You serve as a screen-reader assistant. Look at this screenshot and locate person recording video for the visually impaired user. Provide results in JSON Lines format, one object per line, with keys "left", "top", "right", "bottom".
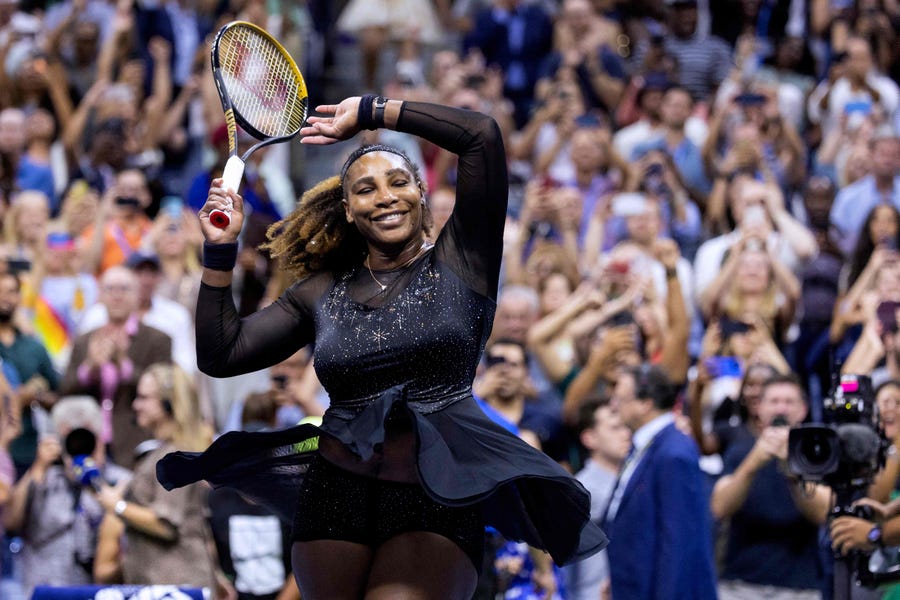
{"left": 710, "top": 374, "right": 831, "bottom": 599}
{"left": 3, "top": 395, "right": 130, "bottom": 597}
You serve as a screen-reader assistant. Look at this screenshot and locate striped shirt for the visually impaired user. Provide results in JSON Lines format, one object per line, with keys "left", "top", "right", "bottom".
{"left": 632, "top": 34, "right": 734, "bottom": 101}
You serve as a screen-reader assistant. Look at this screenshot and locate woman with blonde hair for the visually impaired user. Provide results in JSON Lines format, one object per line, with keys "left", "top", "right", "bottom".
{"left": 3, "top": 190, "right": 50, "bottom": 262}
{"left": 145, "top": 206, "right": 203, "bottom": 319}
{"left": 700, "top": 240, "right": 800, "bottom": 343}
{"left": 94, "top": 362, "right": 216, "bottom": 588}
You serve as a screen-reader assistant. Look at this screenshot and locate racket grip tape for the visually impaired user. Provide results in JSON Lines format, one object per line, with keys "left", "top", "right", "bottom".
{"left": 212, "top": 156, "right": 246, "bottom": 229}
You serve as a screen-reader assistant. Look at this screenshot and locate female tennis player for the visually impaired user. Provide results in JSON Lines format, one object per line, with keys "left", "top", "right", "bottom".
{"left": 158, "top": 95, "right": 606, "bottom": 599}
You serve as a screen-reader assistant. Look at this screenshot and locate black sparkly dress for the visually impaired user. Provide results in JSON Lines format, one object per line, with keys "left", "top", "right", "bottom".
{"left": 157, "top": 102, "right": 608, "bottom": 566}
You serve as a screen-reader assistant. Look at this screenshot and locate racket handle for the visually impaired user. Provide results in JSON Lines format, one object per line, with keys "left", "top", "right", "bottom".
{"left": 222, "top": 155, "right": 245, "bottom": 195}
{"left": 212, "top": 156, "right": 246, "bottom": 229}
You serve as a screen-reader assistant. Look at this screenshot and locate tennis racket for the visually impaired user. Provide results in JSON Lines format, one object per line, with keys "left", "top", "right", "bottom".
{"left": 209, "top": 21, "right": 308, "bottom": 229}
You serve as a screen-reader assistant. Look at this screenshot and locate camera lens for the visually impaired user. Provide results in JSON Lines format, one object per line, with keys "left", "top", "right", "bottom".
{"left": 798, "top": 432, "right": 833, "bottom": 467}
{"left": 65, "top": 427, "right": 97, "bottom": 457}
{"left": 788, "top": 425, "right": 840, "bottom": 480}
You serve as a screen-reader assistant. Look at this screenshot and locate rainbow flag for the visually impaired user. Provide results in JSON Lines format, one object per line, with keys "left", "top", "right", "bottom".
{"left": 21, "top": 279, "right": 71, "bottom": 364}
{"left": 32, "top": 295, "right": 69, "bottom": 361}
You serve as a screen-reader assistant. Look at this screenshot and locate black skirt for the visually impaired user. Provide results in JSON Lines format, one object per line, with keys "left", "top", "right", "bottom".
{"left": 156, "top": 385, "right": 607, "bottom": 566}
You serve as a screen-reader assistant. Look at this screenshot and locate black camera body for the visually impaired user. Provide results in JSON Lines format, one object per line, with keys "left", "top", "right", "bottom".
{"left": 789, "top": 376, "right": 900, "bottom": 594}
{"left": 787, "top": 374, "right": 887, "bottom": 491}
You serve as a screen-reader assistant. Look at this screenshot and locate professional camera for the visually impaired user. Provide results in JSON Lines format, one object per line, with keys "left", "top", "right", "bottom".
{"left": 65, "top": 427, "right": 102, "bottom": 491}
{"left": 788, "top": 374, "right": 898, "bottom": 595}
{"left": 787, "top": 374, "right": 887, "bottom": 491}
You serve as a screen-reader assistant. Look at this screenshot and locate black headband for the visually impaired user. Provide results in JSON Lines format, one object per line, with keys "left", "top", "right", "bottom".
{"left": 340, "top": 144, "right": 415, "bottom": 187}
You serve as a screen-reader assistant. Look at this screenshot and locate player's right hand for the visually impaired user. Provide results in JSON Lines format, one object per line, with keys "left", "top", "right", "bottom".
{"left": 199, "top": 178, "right": 245, "bottom": 243}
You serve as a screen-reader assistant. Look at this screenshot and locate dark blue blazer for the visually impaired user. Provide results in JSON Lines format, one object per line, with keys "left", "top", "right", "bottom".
{"left": 462, "top": 5, "right": 553, "bottom": 94}
{"left": 603, "top": 423, "right": 718, "bottom": 600}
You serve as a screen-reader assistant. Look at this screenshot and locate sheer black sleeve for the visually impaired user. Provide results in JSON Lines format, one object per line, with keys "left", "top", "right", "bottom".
{"left": 195, "top": 273, "right": 328, "bottom": 377}
{"left": 395, "top": 103, "right": 508, "bottom": 300}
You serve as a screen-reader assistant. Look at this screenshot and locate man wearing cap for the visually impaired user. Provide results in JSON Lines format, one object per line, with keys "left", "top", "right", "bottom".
{"left": 78, "top": 251, "right": 196, "bottom": 377}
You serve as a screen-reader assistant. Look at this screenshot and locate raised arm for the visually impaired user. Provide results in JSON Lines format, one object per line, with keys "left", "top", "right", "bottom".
{"left": 394, "top": 102, "right": 508, "bottom": 299}
{"left": 302, "top": 97, "right": 508, "bottom": 299}
{"left": 196, "top": 179, "right": 315, "bottom": 378}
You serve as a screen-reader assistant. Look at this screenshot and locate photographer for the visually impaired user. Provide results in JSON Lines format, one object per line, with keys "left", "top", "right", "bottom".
{"left": 839, "top": 263, "right": 900, "bottom": 381}
{"left": 78, "top": 168, "right": 153, "bottom": 276}
{"left": 863, "top": 380, "right": 900, "bottom": 504}
{"left": 473, "top": 340, "right": 560, "bottom": 598}
{"left": 503, "top": 179, "right": 581, "bottom": 286}
{"left": 831, "top": 204, "right": 900, "bottom": 345}
{"left": 474, "top": 339, "right": 541, "bottom": 450}
{"left": 629, "top": 149, "right": 703, "bottom": 260}
{"left": 698, "top": 239, "right": 800, "bottom": 344}
{"left": 711, "top": 374, "right": 831, "bottom": 599}
{"left": 694, "top": 177, "right": 817, "bottom": 303}
{"left": 3, "top": 395, "right": 130, "bottom": 597}
{"left": 223, "top": 349, "right": 325, "bottom": 433}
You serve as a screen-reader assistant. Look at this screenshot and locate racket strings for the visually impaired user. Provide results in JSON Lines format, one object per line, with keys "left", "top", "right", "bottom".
{"left": 218, "top": 26, "right": 306, "bottom": 137}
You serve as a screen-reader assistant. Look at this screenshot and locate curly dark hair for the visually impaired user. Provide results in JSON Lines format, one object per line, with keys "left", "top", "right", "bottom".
{"left": 262, "top": 145, "right": 433, "bottom": 279}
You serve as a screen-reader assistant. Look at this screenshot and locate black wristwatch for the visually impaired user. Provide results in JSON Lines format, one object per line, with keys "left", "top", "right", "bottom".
{"left": 868, "top": 524, "right": 884, "bottom": 548}
{"left": 373, "top": 97, "right": 388, "bottom": 128}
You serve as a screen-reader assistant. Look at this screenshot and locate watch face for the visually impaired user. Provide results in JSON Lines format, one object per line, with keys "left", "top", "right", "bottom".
{"left": 868, "top": 526, "right": 882, "bottom": 543}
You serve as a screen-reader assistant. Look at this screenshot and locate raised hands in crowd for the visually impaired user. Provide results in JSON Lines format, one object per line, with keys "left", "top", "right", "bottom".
{"left": 0, "top": 0, "right": 894, "bottom": 598}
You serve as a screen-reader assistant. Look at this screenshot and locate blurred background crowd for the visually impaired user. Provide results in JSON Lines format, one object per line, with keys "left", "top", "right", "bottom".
{"left": 0, "top": 0, "right": 896, "bottom": 598}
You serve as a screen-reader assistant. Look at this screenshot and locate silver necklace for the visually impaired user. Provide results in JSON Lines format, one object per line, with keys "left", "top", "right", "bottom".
{"left": 365, "top": 255, "right": 387, "bottom": 293}
{"left": 364, "top": 240, "right": 433, "bottom": 294}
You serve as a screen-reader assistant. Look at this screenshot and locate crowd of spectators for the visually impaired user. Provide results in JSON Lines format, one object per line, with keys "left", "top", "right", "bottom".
{"left": 0, "top": 0, "right": 896, "bottom": 598}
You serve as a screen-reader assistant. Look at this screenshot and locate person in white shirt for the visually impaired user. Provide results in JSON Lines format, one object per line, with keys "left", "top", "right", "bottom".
{"left": 694, "top": 177, "right": 817, "bottom": 301}
{"left": 564, "top": 397, "right": 630, "bottom": 600}
{"left": 807, "top": 36, "right": 899, "bottom": 138}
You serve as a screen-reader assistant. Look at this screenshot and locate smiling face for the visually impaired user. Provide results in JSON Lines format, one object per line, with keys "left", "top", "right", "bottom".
{"left": 343, "top": 151, "right": 426, "bottom": 253}
{"left": 879, "top": 383, "right": 900, "bottom": 440}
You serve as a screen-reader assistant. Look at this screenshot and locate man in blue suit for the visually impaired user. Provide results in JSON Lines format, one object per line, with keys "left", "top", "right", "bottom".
{"left": 462, "top": 0, "right": 554, "bottom": 128}
{"left": 603, "top": 364, "right": 717, "bottom": 600}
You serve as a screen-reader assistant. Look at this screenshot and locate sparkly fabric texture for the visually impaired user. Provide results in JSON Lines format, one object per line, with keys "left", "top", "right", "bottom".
{"left": 316, "top": 253, "right": 488, "bottom": 420}
{"left": 292, "top": 455, "right": 485, "bottom": 571}
{"left": 159, "top": 102, "right": 607, "bottom": 566}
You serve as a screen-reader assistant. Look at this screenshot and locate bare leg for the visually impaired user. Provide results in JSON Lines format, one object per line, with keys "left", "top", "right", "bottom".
{"left": 291, "top": 539, "right": 373, "bottom": 600}
{"left": 364, "top": 531, "right": 478, "bottom": 600}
